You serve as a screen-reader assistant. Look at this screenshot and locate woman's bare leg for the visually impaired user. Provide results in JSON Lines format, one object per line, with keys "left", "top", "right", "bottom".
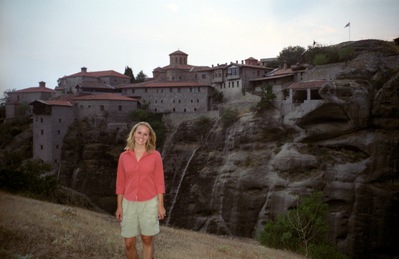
{"left": 124, "top": 237, "right": 138, "bottom": 259}
{"left": 141, "top": 235, "right": 154, "bottom": 259}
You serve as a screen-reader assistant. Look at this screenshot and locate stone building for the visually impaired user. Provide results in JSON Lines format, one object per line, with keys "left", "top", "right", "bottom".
{"left": 70, "top": 93, "right": 139, "bottom": 122}
{"left": 31, "top": 100, "right": 76, "bottom": 164}
{"left": 6, "top": 81, "right": 54, "bottom": 119}
{"left": 30, "top": 93, "right": 138, "bottom": 163}
{"left": 210, "top": 58, "right": 273, "bottom": 101}
{"left": 56, "top": 67, "right": 130, "bottom": 95}
{"left": 120, "top": 50, "right": 214, "bottom": 113}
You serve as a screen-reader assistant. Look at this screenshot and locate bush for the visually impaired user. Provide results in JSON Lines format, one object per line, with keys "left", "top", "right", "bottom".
{"left": 221, "top": 109, "right": 239, "bottom": 128}
{"left": 256, "top": 85, "right": 276, "bottom": 112}
{"left": 258, "top": 192, "right": 346, "bottom": 258}
{"left": 313, "top": 53, "right": 329, "bottom": 65}
{"left": 0, "top": 151, "right": 56, "bottom": 198}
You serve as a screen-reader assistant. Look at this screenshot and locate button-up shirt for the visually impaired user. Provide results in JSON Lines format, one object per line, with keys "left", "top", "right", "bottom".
{"left": 116, "top": 150, "right": 165, "bottom": 201}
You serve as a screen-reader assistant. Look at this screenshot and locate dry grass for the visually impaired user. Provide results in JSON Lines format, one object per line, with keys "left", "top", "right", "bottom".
{"left": 0, "top": 191, "right": 303, "bottom": 259}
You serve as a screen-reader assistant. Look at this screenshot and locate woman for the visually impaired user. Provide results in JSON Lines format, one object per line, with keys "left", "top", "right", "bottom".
{"left": 115, "top": 121, "right": 166, "bottom": 259}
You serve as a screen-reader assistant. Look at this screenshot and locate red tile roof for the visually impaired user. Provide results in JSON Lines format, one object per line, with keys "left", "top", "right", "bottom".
{"left": 288, "top": 80, "right": 327, "bottom": 89}
{"left": 12, "top": 86, "right": 55, "bottom": 94}
{"left": 170, "top": 50, "right": 188, "bottom": 56}
{"left": 64, "top": 70, "right": 129, "bottom": 79}
{"left": 70, "top": 93, "right": 139, "bottom": 101}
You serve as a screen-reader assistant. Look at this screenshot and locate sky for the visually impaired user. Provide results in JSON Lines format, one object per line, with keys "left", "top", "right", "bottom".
{"left": 1, "top": 0, "right": 398, "bottom": 94}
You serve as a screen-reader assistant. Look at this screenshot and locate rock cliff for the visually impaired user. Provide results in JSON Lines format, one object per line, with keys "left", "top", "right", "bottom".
{"left": 162, "top": 40, "right": 399, "bottom": 258}
{"left": 59, "top": 40, "right": 399, "bottom": 258}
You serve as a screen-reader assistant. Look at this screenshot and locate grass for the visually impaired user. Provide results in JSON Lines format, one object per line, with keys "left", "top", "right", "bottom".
{"left": 0, "top": 191, "right": 303, "bottom": 259}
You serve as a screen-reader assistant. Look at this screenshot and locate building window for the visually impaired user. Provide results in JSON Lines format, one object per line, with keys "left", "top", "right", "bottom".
{"left": 178, "top": 100, "right": 181, "bottom": 103}
{"left": 41, "top": 129, "right": 44, "bottom": 135}
{"left": 178, "top": 88, "right": 180, "bottom": 93}
{"left": 191, "top": 100, "right": 193, "bottom": 103}
{"left": 80, "top": 105, "right": 83, "bottom": 109}
{"left": 161, "top": 100, "right": 163, "bottom": 103}
{"left": 119, "top": 106, "right": 122, "bottom": 111}
{"left": 40, "top": 118, "right": 43, "bottom": 123}
{"left": 132, "top": 89, "right": 135, "bottom": 94}
{"left": 173, "top": 108, "right": 176, "bottom": 112}
{"left": 202, "top": 74, "right": 206, "bottom": 79}
{"left": 170, "top": 88, "right": 172, "bottom": 93}
{"left": 198, "top": 87, "right": 201, "bottom": 92}
{"left": 184, "top": 109, "right": 186, "bottom": 112}
{"left": 145, "top": 89, "right": 148, "bottom": 93}
{"left": 58, "top": 130, "right": 60, "bottom": 135}
{"left": 88, "top": 105, "right": 91, "bottom": 108}
{"left": 173, "top": 100, "right": 175, "bottom": 103}
{"left": 197, "top": 99, "right": 199, "bottom": 103}
{"left": 155, "top": 108, "right": 158, "bottom": 112}
{"left": 100, "top": 105, "right": 104, "bottom": 111}
{"left": 56, "top": 145, "right": 59, "bottom": 149}
{"left": 40, "top": 145, "right": 43, "bottom": 150}
{"left": 59, "top": 118, "right": 62, "bottom": 123}
{"left": 194, "top": 108, "right": 197, "bottom": 111}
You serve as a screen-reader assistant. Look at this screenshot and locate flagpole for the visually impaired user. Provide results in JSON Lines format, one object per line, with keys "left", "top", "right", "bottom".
{"left": 349, "top": 23, "right": 351, "bottom": 42}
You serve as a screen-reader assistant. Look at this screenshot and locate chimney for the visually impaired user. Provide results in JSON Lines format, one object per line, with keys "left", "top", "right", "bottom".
{"left": 81, "top": 67, "right": 87, "bottom": 72}
{"left": 39, "top": 81, "right": 45, "bottom": 88}
{"left": 241, "top": 60, "right": 244, "bottom": 64}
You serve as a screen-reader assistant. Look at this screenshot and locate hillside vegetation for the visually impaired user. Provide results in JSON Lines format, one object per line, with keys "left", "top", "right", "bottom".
{"left": 0, "top": 191, "right": 303, "bottom": 259}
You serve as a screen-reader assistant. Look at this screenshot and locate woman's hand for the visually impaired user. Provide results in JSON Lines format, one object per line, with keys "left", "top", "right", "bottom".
{"left": 115, "top": 207, "right": 123, "bottom": 223}
{"left": 158, "top": 205, "right": 166, "bottom": 220}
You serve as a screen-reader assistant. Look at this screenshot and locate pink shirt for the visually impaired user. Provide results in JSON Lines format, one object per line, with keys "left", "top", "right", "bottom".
{"left": 116, "top": 150, "right": 165, "bottom": 201}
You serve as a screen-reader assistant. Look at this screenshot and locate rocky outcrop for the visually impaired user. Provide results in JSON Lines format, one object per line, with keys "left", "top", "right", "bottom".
{"left": 162, "top": 42, "right": 399, "bottom": 258}
{"left": 58, "top": 40, "right": 399, "bottom": 258}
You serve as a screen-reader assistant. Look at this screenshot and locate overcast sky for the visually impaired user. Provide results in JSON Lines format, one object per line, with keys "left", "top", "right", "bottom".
{"left": 1, "top": 0, "right": 398, "bottom": 94}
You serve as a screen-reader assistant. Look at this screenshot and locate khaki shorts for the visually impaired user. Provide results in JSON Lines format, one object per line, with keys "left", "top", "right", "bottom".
{"left": 121, "top": 196, "right": 160, "bottom": 237}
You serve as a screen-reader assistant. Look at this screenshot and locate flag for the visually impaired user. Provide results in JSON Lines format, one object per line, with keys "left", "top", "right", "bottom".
{"left": 344, "top": 22, "right": 350, "bottom": 28}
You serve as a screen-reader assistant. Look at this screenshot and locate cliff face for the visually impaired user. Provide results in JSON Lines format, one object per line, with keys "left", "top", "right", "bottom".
{"left": 162, "top": 42, "right": 399, "bottom": 258}
{"left": 58, "top": 40, "right": 399, "bottom": 258}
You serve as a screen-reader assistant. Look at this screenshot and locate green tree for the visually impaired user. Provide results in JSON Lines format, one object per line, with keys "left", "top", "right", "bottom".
{"left": 211, "top": 89, "right": 224, "bottom": 104}
{"left": 277, "top": 45, "right": 306, "bottom": 67}
{"left": 258, "top": 192, "right": 346, "bottom": 258}
{"left": 256, "top": 85, "right": 276, "bottom": 111}
{"left": 2, "top": 89, "right": 16, "bottom": 104}
{"left": 124, "top": 66, "right": 136, "bottom": 83}
{"left": 221, "top": 109, "right": 239, "bottom": 128}
{"left": 136, "top": 70, "right": 147, "bottom": 83}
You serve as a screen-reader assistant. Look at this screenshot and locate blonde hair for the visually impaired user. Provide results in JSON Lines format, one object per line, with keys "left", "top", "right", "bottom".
{"left": 125, "top": 121, "right": 156, "bottom": 152}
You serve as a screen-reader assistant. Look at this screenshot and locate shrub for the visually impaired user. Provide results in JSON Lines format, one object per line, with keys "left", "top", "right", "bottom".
{"left": 258, "top": 192, "right": 347, "bottom": 258}
{"left": 313, "top": 53, "right": 329, "bottom": 65}
{"left": 0, "top": 151, "right": 55, "bottom": 198}
{"left": 221, "top": 109, "right": 239, "bottom": 128}
{"left": 256, "top": 85, "right": 276, "bottom": 112}
{"left": 338, "top": 46, "right": 354, "bottom": 61}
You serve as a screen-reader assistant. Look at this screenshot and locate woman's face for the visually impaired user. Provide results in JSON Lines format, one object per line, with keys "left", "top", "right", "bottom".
{"left": 134, "top": 125, "right": 150, "bottom": 147}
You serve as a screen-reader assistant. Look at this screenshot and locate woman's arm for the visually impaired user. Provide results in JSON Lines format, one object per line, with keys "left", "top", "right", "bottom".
{"left": 157, "top": 193, "right": 166, "bottom": 220}
{"left": 115, "top": 194, "right": 123, "bottom": 222}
